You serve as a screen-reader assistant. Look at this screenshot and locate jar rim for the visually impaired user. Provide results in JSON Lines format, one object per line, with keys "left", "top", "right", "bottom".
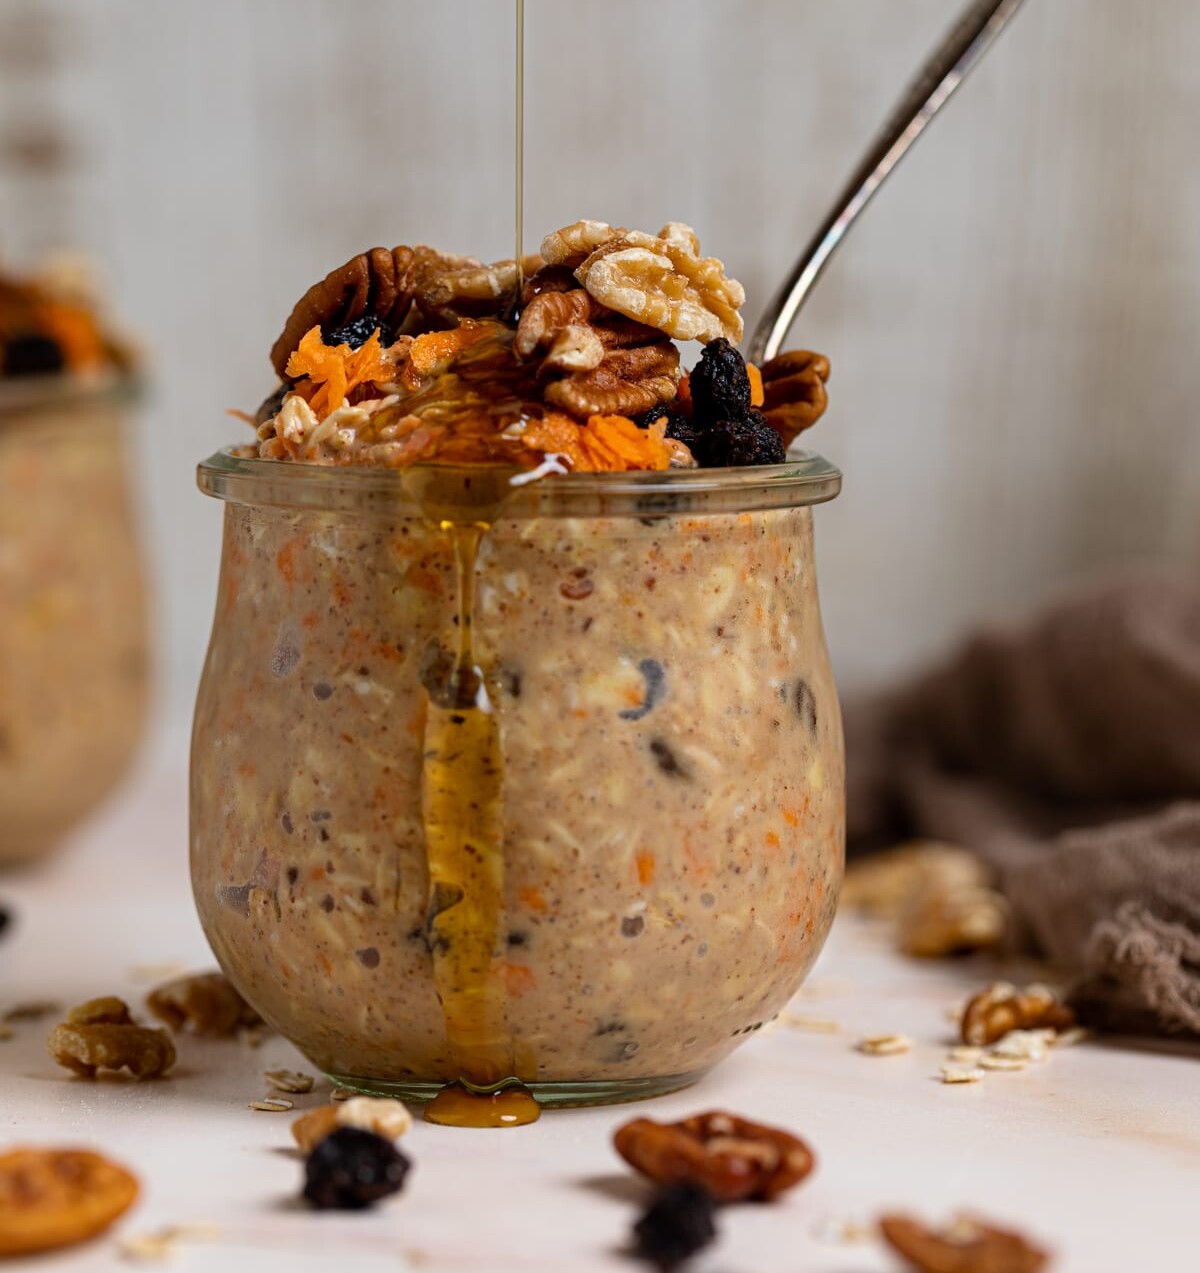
{"left": 196, "top": 445, "right": 842, "bottom": 520}
{"left": 0, "top": 371, "right": 142, "bottom": 423}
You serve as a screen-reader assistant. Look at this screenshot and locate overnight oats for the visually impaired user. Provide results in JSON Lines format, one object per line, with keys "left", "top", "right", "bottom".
{"left": 193, "top": 221, "right": 843, "bottom": 1123}
{"left": 0, "top": 262, "right": 148, "bottom": 864}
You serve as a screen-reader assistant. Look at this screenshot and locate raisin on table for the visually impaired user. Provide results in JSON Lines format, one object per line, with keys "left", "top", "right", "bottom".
{"left": 632, "top": 1182, "right": 718, "bottom": 1269}
{"left": 302, "top": 1127, "right": 411, "bottom": 1211}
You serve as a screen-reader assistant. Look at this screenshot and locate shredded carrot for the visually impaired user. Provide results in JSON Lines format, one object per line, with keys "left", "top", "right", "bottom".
{"left": 285, "top": 325, "right": 394, "bottom": 419}
{"left": 676, "top": 372, "right": 692, "bottom": 409}
{"left": 402, "top": 320, "right": 494, "bottom": 390}
{"left": 635, "top": 850, "right": 656, "bottom": 887}
{"left": 522, "top": 412, "right": 672, "bottom": 473}
{"left": 503, "top": 963, "right": 538, "bottom": 996}
{"left": 747, "top": 362, "right": 764, "bottom": 407}
{"left": 518, "top": 886, "right": 548, "bottom": 914}
{"left": 226, "top": 407, "right": 258, "bottom": 425}
{"left": 33, "top": 299, "right": 106, "bottom": 372}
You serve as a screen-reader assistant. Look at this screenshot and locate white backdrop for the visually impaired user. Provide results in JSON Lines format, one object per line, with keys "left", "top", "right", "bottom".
{"left": 1, "top": 0, "right": 1197, "bottom": 761}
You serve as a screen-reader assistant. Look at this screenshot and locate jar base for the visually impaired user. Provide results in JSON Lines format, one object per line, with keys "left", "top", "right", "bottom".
{"left": 323, "top": 1068, "right": 708, "bottom": 1110}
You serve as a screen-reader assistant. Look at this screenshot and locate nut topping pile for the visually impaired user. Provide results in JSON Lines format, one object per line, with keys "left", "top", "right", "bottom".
{"left": 248, "top": 220, "right": 831, "bottom": 472}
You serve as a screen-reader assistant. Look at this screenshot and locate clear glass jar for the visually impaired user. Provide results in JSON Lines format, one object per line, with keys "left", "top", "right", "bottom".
{"left": 192, "top": 450, "right": 843, "bottom": 1107}
{"left": 0, "top": 379, "right": 151, "bottom": 863}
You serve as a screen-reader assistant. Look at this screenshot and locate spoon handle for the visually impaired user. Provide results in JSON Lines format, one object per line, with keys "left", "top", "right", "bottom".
{"left": 747, "top": 0, "right": 1027, "bottom": 365}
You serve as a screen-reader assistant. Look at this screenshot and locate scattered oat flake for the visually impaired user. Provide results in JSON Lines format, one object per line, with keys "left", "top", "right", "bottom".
{"left": 990, "top": 1030, "right": 1049, "bottom": 1061}
{"left": 330, "top": 1086, "right": 353, "bottom": 1102}
{"left": 248, "top": 1098, "right": 294, "bottom": 1112}
{"left": 979, "top": 1054, "right": 1027, "bottom": 1071}
{"left": 0, "top": 1024, "right": 13, "bottom": 1041}
{"left": 1050, "top": 1026, "right": 1090, "bottom": 1048}
{"left": 856, "top": 1033, "right": 912, "bottom": 1056}
{"left": 119, "top": 1223, "right": 219, "bottom": 1263}
{"left": 780, "top": 1013, "right": 841, "bottom": 1033}
{"left": 946, "top": 1045, "right": 983, "bottom": 1064}
{"left": 127, "top": 961, "right": 189, "bottom": 983}
{"left": 812, "top": 1214, "right": 874, "bottom": 1245}
{"left": 939, "top": 1064, "right": 985, "bottom": 1084}
{"left": 264, "top": 1068, "right": 314, "bottom": 1094}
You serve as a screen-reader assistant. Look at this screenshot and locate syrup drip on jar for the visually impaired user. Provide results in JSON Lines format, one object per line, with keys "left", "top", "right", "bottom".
{"left": 413, "top": 468, "right": 540, "bottom": 1128}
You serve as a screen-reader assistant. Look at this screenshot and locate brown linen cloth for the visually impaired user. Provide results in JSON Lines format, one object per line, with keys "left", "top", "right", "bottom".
{"left": 845, "top": 566, "right": 1200, "bottom": 1035}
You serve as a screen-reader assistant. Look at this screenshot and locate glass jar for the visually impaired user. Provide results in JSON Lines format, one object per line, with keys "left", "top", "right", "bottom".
{"left": 192, "top": 450, "right": 843, "bottom": 1107}
{"left": 0, "top": 379, "right": 151, "bottom": 864}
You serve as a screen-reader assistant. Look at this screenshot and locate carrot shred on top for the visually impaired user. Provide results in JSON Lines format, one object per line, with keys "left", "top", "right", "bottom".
{"left": 285, "top": 326, "right": 394, "bottom": 420}
{"left": 747, "top": 363, "right": 764, "bottom": 407}
{"left": 521, "top": 412, "right": 672, "bottom": 473}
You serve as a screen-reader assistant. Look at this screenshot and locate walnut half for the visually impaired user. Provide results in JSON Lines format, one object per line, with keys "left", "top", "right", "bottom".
{"left": 613, "top": 1110, "right": 815, "bottom": 1202}
{"left": 47, "top": 998, "right": 175, "bottom": 1080}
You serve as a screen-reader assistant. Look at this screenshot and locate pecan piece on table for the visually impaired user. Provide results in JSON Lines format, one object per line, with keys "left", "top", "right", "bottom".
{"left": 48, "top": 997, "right": 176, "bottom": 1080}
{"left": 270, "top": 246, "right": 418, "bottom": 378}
{"left": 146, "top": 970, "right": 261, "bottom": 1037}
{"left": 544, "top": 341, "right": 680, "bottom": 420}
{"left": 960, "top": 983, "right": 1075, "bottom": 1047}
{"left": 613, "top": 1110, "right": 815, "bottom": 1202}
{"left": 880, "top": 1213, "right": 1051, "bottom": 1273}
{"left": 759, "top": 349, "right": 830, "bottom": 444}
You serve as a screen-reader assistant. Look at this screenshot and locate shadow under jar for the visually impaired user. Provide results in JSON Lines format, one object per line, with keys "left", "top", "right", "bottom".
{"left": 0, "top": 379, "right": 150, "bottom": 864}
{"left": 192, "top": 450, "right": 844, "bottom": 1108}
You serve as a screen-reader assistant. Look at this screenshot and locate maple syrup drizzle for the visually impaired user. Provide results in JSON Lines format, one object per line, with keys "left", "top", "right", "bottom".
{"left": 514, "top": 0, "right": 525, "bottom": 292}
{"left": 415, "top": 469, "right": 540, "bottom": 1128}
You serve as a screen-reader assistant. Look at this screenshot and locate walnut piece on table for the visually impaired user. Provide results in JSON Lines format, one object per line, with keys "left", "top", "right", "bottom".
{"left": 146, "top": 970, "right": 261, "bottom": 1038}
{"left": 47, "top": 997, "right": 175, "bottom": 1080}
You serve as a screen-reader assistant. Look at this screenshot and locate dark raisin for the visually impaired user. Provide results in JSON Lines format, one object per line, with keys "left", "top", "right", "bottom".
{"left": 0, "top": 905, "right": 10, "bottom": 939}
{"left": 632, "top": 1183, "right": 718, "bottom": 1269}
{"left": 794, "top": 678, "right": 818, "bottom": 735}
{"left": 621, "top": 915, "right": 645, "bottom": 938}
{"left": 619, "top": 659, "right": 666, "bottom": 721}
{"left": 323, "top": 314, "right": 391, "bottom": 349}
{"left": 2, "top": 333, "right": 65, "bottom": 377}
{"left": 355, "top": 947, "right": 380, "bottom": 968}
{"left": 689, "top": 337, "right": 751, "bottom": 424}
{"left": 312, "top": 681, "right": 333, "bottom": 701}
{"left": 648, "top": 739, "right": 688, "bottom": 779}
{"left": 634, "top": 404, "right": 698, "bottom": 448}
{"left": 302, "top": 1127, "right": 410, "bottom": 1210}
{"left": 506, "top": 931, "right": 528, "bottom": 947}
{"left": 692, "top": 412, "right": 786, "bottom": 467}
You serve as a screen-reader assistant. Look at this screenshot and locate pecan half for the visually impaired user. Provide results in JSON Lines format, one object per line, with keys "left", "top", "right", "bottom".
{"left": 414, "top": 254, "right": 542, "bottom": 325}
{"left": 880, "top": 1213, "right": 1050, "bottom": 1273}
{"left": 48, "top": 998, "right": 175, "bottom": 1080}
{"left": 543, "top": 341, "right": 679, "bottom": 419}
{"left": 270, "top": 246, "right": 417, "bottom": 378}
{"left": 613, "top": 1110, "right": 815, "bottom": 1202}
{"left": 147, "top": 970, "right": 261, "bottom": 1038}
{"left": 961, "top": 983, "right": 1075, "bottom": 1047}
{"left": 759, "top": 350, "right": 830, "bottom": 444}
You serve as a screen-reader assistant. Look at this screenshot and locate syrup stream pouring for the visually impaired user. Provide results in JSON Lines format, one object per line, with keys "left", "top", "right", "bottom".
{"left": 748, "top": 0, "right": 1027, "bottom": 365}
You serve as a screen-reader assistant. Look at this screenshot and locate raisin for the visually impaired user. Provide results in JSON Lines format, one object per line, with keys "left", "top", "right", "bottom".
{"left": 0, "top": 905, "right": 9, "bottom": 938}
{"left": 634, "top": 404, "right": 698, "bottom": 449}
{"left": 692, "top": 412, "right": 786, "bottom": 468}
{"left": 302, "top": 1127, "right": 410, "bottom": 1210}
{"left": 2, "top": 333, "right": 65, "bottom": 377}
{"left": 689, "top": 337, "right": 751, "bottom": 424}
{"left": 619, "top": 659, "right": 666, "bottom": 721}
{"left": 323, "top": 314, "right": 391, "bottom": 349}
{"left": 632, "top": 1182, "right": 718, "bottom": 1269}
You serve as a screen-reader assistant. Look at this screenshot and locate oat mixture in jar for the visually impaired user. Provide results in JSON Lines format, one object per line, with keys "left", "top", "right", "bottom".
{"left": 0, "top": 264, "right": 147, "bottom": 863}
{"left": 192, "top": 221, "right": 843, "bottom": 1121}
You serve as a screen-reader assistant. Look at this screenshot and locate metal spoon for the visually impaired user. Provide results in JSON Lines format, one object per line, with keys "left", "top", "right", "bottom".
{"left": 748, "top": 0, "right": 1027, "bottom": 365}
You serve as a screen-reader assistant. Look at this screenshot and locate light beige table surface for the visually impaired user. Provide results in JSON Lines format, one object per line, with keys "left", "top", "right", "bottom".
{"left": 3, "top": 759, "right": 1198, "bottom": 1272}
